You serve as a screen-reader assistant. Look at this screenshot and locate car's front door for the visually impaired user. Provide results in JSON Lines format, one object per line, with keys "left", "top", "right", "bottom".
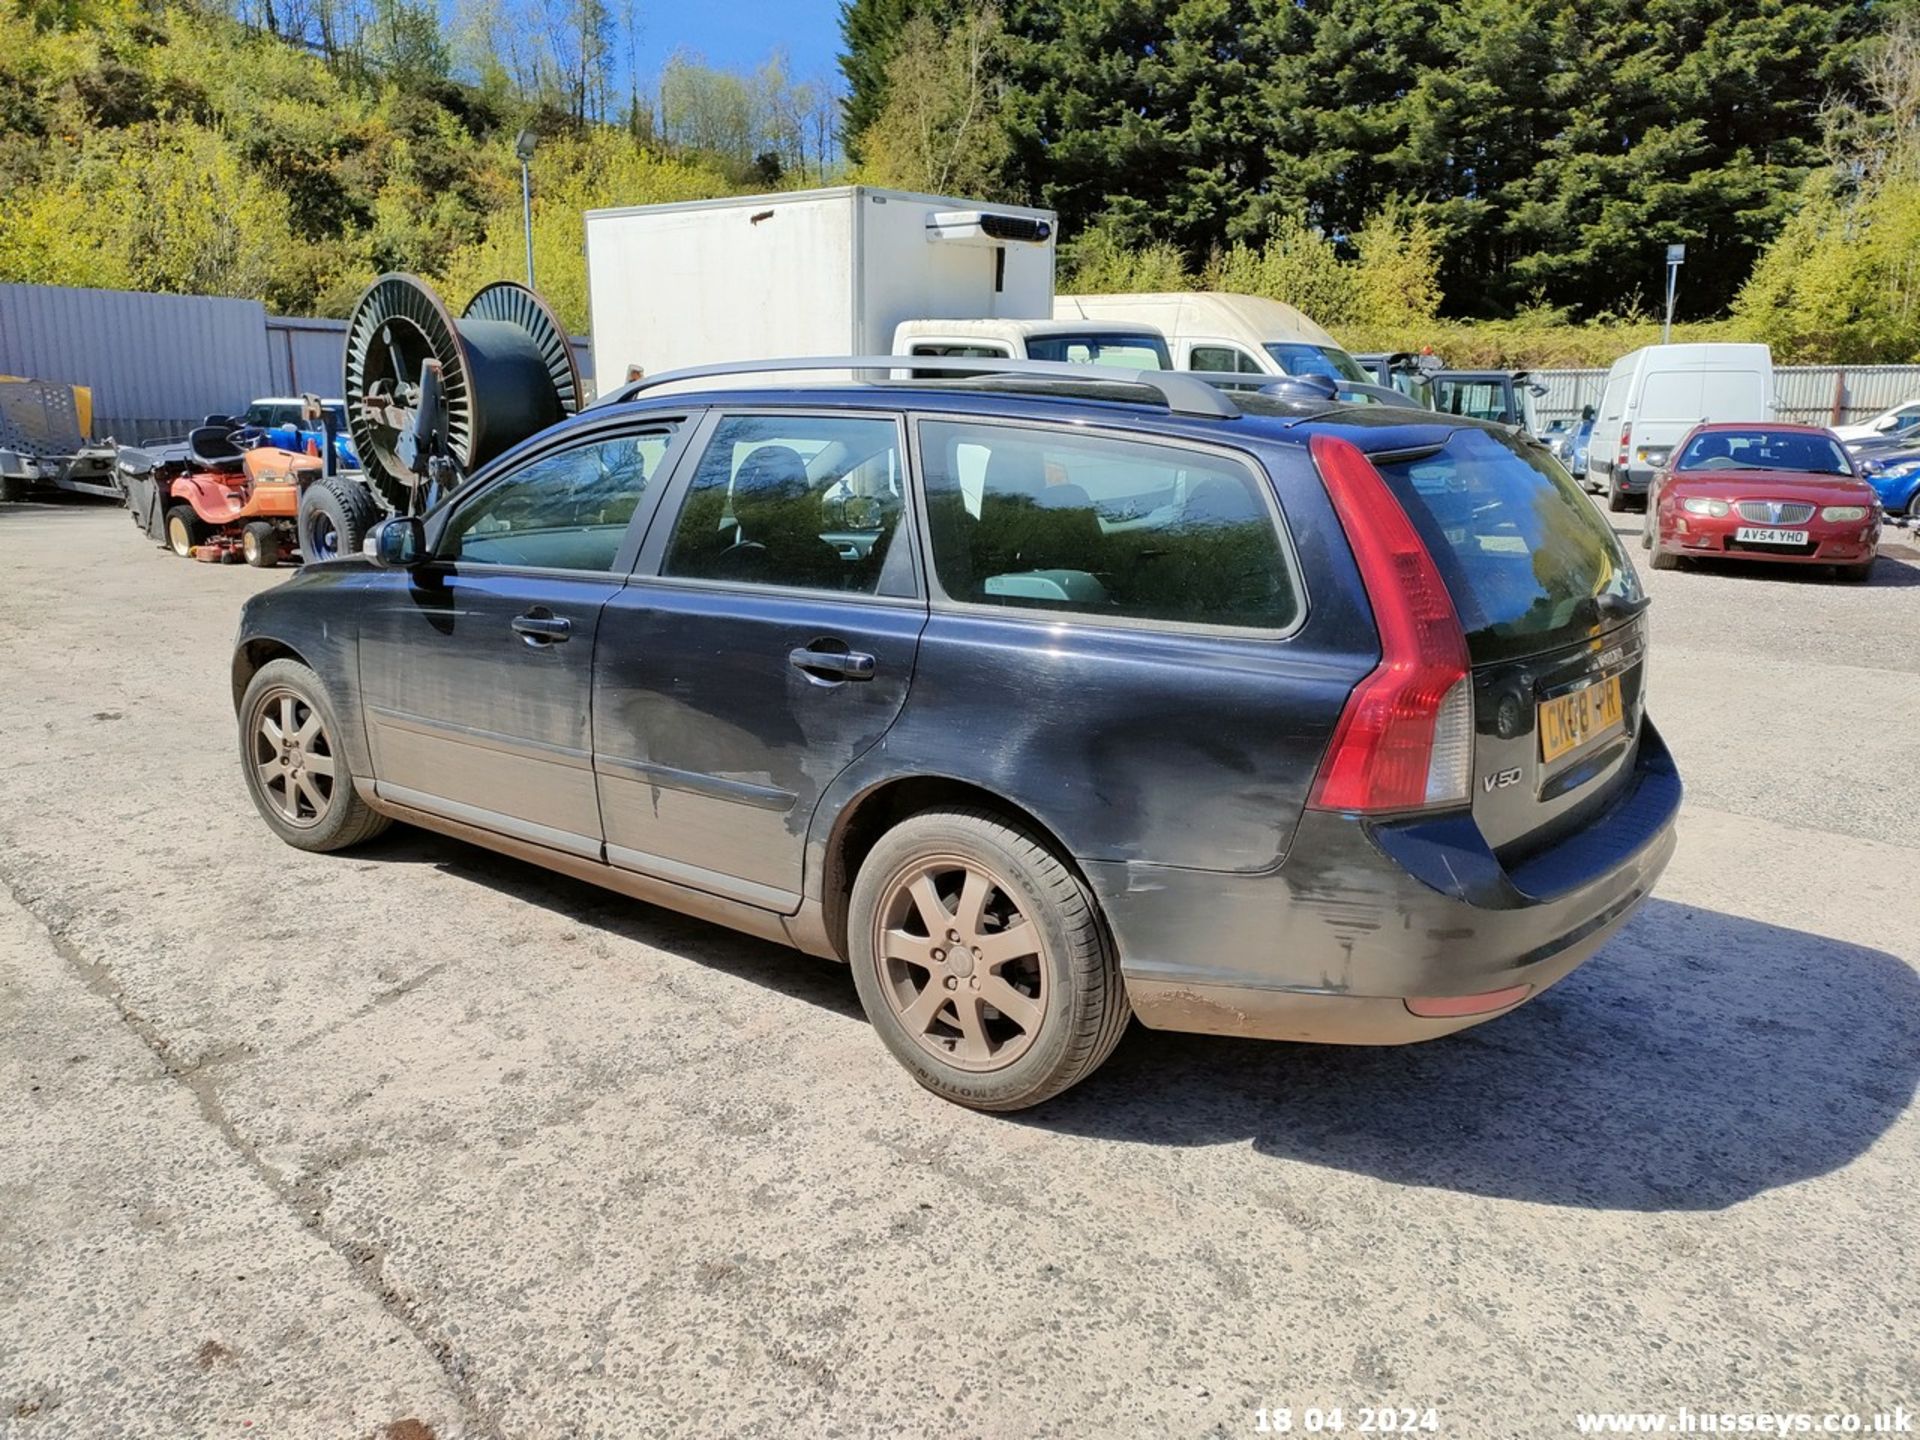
{"left": 592, "top": 409, "right": 925, "bottom": 910}
{"left": 357, "top": 422, "right": 685, "bottom": 857}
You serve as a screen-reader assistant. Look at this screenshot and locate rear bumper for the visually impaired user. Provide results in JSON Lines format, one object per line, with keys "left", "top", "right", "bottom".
{"left": 1090, "top": 723, "right": 1682, "bottom": 1044}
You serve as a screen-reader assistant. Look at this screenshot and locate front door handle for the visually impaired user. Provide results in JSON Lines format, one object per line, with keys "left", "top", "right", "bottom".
{"left": 513, "top": 611, "right": 571, "bottom": 645}
{"left": 788, "top": 646, "right": 876, "bottom": 681}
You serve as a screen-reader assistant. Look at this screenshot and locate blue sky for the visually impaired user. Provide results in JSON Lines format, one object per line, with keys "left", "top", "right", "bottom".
{"left": 630, "top": 0, "right": 846, "bottom": 87}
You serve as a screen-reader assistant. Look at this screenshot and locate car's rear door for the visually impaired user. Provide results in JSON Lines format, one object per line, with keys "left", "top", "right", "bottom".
{"left": 590, "top": 408, "right": 925, "bottom": 911}
{"left": 1367, "top": 425, "right": 1651, "bottom": 859}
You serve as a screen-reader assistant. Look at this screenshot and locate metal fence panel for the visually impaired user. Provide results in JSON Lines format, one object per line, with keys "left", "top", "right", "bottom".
{"left": 1532, "top": 363, "right": 1920, "bottom": 429}
{"left": 0, "top": 283, "right": 277, "bottom": 443}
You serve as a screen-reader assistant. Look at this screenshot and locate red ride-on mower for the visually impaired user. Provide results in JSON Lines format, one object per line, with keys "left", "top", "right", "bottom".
{"left": 118, "top": 422, "right": 318, "bottom": 567}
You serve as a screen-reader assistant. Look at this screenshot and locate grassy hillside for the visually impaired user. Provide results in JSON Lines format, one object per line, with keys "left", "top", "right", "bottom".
{"left": 0, "top": 0, "right": 746, "bottom": 329}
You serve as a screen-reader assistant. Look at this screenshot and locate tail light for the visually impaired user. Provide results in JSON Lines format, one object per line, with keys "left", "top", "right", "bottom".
{"left": 1307, "top": 434, "right": 1473, "bottom": 813}
{"left": 1618, "top": 424, "right": 1632, "bottom": 471}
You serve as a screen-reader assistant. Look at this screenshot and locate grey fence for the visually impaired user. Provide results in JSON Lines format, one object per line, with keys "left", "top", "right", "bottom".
{"left": 1533, "top": 365, "right": 1920, "bottom": 429}
{"left": 1, "top": 283, "right": 593, "bottom": 445}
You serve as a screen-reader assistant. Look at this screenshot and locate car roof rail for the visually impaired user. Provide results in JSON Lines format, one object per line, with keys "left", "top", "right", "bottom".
{"left": 1178, "top": 371, "right": 1425, "bottom": 411}
{"left": 600, "top": 355, "right": 1244, "bottom": 421}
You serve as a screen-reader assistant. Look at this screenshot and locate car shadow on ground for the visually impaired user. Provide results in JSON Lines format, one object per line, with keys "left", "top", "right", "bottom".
{"left": 359, "top": 825, "right": 1917, "bottom": 1212}
{"left": 357, "top": 827, "right": 867, "bottom": 1021}
{"left": 1022, "top": 897, "right": 1920, "bottom": 1211}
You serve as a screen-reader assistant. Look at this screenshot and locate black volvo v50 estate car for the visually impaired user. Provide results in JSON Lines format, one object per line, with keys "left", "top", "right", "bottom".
{"left": 233, "top": 364, "right": 1679, "bottom": 1110}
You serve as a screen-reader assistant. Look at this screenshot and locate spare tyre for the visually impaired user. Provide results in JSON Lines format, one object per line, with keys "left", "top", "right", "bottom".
{"left": 297, "top": 476, "right": 382, "bottom": 563}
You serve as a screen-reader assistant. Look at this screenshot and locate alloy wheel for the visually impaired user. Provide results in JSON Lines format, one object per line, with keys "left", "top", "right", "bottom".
{"left": 870, "top": 855, "right": 1048, "bottom": 1072}
{"left": 249, "top": 688, "right": 337, "bottom": 829}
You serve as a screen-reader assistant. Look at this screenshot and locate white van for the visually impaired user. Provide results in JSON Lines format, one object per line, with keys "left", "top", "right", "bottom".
{"left": 1051, "top": 291, "right": 1369, "bottom": 383}
{"left": 892, "top": 316, "right": 1171, "bottom": 370}
{"left": 1588, "top": 343, "right": 1773, "bottom": 512}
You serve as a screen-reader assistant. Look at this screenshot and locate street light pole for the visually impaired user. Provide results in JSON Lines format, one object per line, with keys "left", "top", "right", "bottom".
{"left": 516, "top": 129, "right": 539, "bottom": 289}
{"left": 1663, "top": 243, "right": 1686, "bottom": 345}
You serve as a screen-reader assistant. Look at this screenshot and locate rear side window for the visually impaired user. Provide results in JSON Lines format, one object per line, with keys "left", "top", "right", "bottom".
{"left": 661, "top": 413, "right": 908, "bottom": 595}
{"left": 1373, "top": 427, "right": 1642, "bottom": 664}
{"left": 917, "top": 420, "right": 1300, "bottom": 631}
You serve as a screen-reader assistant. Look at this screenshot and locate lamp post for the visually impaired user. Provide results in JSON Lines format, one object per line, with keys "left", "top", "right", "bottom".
{"left": 1662, "top": 243, "right": 1686, "bottom": 345}
{"left": 516, "top": 128, "right": 539, "bottom": 289}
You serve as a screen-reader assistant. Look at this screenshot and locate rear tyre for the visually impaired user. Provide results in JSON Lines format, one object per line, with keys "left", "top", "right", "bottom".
{"left": 848, "top": 807, "right": 1129, "bottom": 1112}
{"left": 1607, "top": 484, "right": 1628, "bottom": 513}
{"left": 164, "top": 503, "right": 206, "bottom": 558}
{"left": 241, "top": 520, "right": 279, "bottom": 568}
{"left": 297, "top": 476, "right": 381, "bottom": 563}
{"left": 238, "top": 658, "right": 392, "bottom": 852}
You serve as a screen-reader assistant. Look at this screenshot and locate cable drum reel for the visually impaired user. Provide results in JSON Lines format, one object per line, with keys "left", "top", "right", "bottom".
{"left": 341, "top": 273, "right": 583, "bottom": 516}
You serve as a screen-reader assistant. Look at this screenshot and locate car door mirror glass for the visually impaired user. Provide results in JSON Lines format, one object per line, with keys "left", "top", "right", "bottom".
{"left": 368, "top": 515, "right": 424, "bottom": 567}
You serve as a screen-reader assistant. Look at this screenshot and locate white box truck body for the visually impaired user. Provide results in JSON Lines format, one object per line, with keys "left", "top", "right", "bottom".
{"left": 1589, "top": 343, "right": 1774, "bottom": 509}
{"left": 584, "top": 187, "right": 1062, "bottom": 384}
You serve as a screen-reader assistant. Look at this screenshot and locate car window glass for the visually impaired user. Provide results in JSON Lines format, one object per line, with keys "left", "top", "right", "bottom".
{"left": 1264, "top": 343, "right": 1366, "bottom": 383}
{"left": 1435, "top": 379, "right": 1513, "bottom": 424}
{"left": 1676, "top": 430, "right": 1850, "bottom": 475}
{"left": 1190, "top": 346, "right": 1239, "bottom": 373}
{"left": 443, "top": 430, "right": 672, "bottom": 571}
{"left": 908, "top": 343, "right": 1010, "bottom": 381}
{"left": 243, "top": 404, "right": 271, "bottom": 427}
{"left": 661, "top": 414, "right": 906, "bottom": 595}
{"left": 1377, "top": 427, "right": 1642, "bottom": 664}
{"left": 1025, "top": 334, "right": 1171, "bottom": 370}
{"left": 918, "top": 420, "right": 1299, "bottom": 630}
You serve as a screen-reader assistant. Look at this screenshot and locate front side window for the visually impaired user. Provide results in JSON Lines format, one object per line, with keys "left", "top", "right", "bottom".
{"left": 918, "top": 420, "right": 1300, "bottom": 630}
{"left": 661, "top": 414, "right": 907, "bottom": 595}
{"left": 442, "top": 429, "right": 672, "bottom": 571}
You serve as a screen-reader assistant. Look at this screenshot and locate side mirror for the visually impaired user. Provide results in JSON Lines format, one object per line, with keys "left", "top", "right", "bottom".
{"left": 1876, "top": 415, "right": 1898, "bottom": 432}
{"left": 366, "top": 515, "right": 424, "bottom": 568}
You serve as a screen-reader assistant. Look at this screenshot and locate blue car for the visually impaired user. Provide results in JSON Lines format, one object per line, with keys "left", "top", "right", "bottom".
{"left": 1855, "top": 448, "right": 1920, "bottom": 517}
{"left": 239, "top": 397, "right": 360, "bottom": 469}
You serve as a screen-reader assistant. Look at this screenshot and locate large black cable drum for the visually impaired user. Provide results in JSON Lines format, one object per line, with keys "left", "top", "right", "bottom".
{"left": 342, "top": 274, "right": 582, "bottom": 512}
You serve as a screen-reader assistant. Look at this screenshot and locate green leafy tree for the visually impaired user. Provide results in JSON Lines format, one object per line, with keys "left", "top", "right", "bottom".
{"left": 853, "top": 4, "right": 1009, "bottom": 196}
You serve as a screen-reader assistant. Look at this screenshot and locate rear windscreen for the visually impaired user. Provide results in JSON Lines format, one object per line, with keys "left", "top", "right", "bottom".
{"left": 1372, "top": 427, "right": 1644, "bottom": 664}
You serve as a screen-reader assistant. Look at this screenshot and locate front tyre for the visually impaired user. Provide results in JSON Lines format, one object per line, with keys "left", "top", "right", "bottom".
{"left": 241, "top": 520, "right": 280, "bottom": 568}
{"left": 848, "top": 808, "right": 1130, "bottom": 1112}
{"left": 238, "top": 658, "right": 391, "bottom": 852}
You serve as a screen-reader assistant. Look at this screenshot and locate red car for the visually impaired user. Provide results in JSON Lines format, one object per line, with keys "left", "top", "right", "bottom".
{"left": 1644, "top": 423, "right": 1882, "bottom": 580}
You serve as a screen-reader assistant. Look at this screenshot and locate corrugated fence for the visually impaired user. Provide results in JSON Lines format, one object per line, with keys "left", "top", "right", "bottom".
{"left": 0, "top": 283, "right": 593, "bottom": 444}
{"left": 1534, "top": 365, "right": 1920, "bottom": 428}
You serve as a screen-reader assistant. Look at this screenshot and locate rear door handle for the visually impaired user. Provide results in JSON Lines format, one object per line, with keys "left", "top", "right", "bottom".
{"left": 513, "top": 611, "right": 572, "bottom": 645}
{"left": 788, "top": 646, "right": 876, "bottom": 681}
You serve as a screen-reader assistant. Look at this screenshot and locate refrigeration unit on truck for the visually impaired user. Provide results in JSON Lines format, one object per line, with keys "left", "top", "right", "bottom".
{"left": 583, "top": 187, "right": 1170, "bottom": 384}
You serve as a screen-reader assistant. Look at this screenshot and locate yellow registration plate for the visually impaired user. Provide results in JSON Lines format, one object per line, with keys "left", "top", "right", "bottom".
{"left": 1538, "top": 675, "right": 1625, "bottom": 763}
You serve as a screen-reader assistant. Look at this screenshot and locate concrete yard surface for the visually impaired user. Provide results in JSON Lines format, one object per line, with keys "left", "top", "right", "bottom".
{"left": 2, "top": 498, "right": 1916, "bottom": 1438}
